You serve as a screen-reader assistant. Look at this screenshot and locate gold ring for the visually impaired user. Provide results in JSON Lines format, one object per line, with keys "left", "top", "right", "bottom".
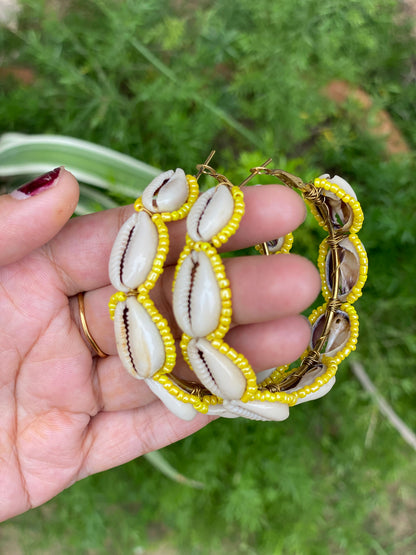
{"left": 77, "top": 292, "right": 108, "bottom": 358}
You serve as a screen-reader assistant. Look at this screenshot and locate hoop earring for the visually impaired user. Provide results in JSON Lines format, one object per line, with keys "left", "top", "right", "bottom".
{"left": 250, "top": 169, "right": 367, "bottom": 411}
{"left": 109, "top": 155, "right": 367, "bottom": 422}
{"left": 149, "top": 161, "right": 367, "bottom": 421}
{"left": 108, "top": 166, "right": 200, "bottom": 384}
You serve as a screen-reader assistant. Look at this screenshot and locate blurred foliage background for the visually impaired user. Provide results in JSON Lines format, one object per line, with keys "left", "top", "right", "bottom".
{"left": 1, "top": 0, "right": 416, "bottom": 553}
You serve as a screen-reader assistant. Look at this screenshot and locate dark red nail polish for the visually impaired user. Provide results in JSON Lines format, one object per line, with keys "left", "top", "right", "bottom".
{"left": 13, "top": 167, "right": 62, "bottom": 198}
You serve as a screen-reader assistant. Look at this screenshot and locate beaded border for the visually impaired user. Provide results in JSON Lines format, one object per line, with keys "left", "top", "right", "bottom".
{"left": 317, "top": 234, "right": 368, "bottom": 304}
{"left": 133, "top": 174, "right": 199, "bottom": 222}
{"left": 255, "top": 232, "right": 294, "bottom": 256}
{"left": 308, "top": 302, "right": 360, "bottom": 366}
{"left": 251, "top": 169, "right": 367, "bottom": 406}
{"left": 307, "top": 177, "right": 364, "bottom": 234}
{"left": 109, "top": 174, "right": 200, "bottom": 380}
{"left": 211, "top": 186, "right": 245, "bottom": 248}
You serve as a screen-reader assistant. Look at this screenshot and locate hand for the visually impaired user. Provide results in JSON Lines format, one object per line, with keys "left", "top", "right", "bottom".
{"left": 0, "top": 167, "right": 320, "bottom": 521}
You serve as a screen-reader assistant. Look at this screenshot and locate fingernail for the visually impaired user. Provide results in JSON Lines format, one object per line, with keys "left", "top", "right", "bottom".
{"left": 10, "top": 167, "right": 62, "bottom": 199}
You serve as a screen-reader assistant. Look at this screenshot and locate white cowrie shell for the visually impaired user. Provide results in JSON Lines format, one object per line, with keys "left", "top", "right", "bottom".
{"left": 145, "top": 379, "right": 198, "bottom": 421}
{"left": 325, "top": 237, "right": 361, "bottom": 301}
{"left": 173, "top": 250, "right": 222, "bottom": 337}
{"left": 223, "top": 399, "right": 290, "bottom": 421}
{"left": 142, "top": 168, "right": 189, "bottom": 213}
{"left": 294, "top": 377, "right": 336, "bottom": 405}
{"left": 319, "top": 174, "right": 357, "bottom": 230}
{"left": 207, "top": 405, "right": 240, "bottom": 418}
{"left": 311, "top": 310, "right": 351, "bottom": 358}
{"left": 187, "top": 338, "right": 247, "bottom": 400}
{"left": 263, "top": 237, "right": 285, "bottom": 254}
{"left": 319, "top": 173, "right": 357, "bottom": 200}
{"left": 187, "top": 185, "right": 234, "bottom": 242}
{"left": 114, "top": 296, "right": 165, "bottom": 379}
{"left": 109, "top": 211, "right": 159, "bottom": 292}
{"left": 286, "top": 364, "right": 336, "bottom": 404}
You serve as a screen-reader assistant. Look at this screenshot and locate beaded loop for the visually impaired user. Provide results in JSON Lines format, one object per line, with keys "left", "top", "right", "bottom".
{"left": 154, "top": 167, "right": 256, "bottom": 413}
{"left": 252, "top": 170, "right": 367, "bottom": 407}
{"left": 108, "top": 170, "right": 199, "bottom": 381}
{"left": 109, "top": 156, "right": 367, "bottom": 422}
{"left": 254, "top": 233, "right": 294, "bottom": 256}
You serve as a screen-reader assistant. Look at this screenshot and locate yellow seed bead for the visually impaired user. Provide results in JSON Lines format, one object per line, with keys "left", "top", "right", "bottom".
{"left": 134, "top": 198, "right": 143, "bottom": 211}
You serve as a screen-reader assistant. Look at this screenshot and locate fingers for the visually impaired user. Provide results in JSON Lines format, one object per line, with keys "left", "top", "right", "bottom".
{"left": 0, "top": 168, "right": 79, "bottom": 266}
{"left": 94, "top": 356, "right": 156, "bottom": 412}
{"left": 79, "top": 401, "right": 211, "bottom": 478}
{"left": 74, "top": 252, "right": 319, "bottom": 414}
{"left": 226, "top": 314, "right": 312, "bottom": 369}
{"left": 222, "top": 184, "right": 306, "bottom": 253}
{"left": 167, "top": 184, "right": 306, "bottom": 262}
{"left": 207, "top": 253, "right": 321, "bottom": 323}
{"left": 95, "top": 314, "right": 311, "bottom": 412}
{"left": 47, "top": 184, "right": 306, "bottom": 295}
{"left": 72, "top": 253, "right": 320, "bottom": 357}
{"left": 80, "top": 314, "right": 312, "bottom": 475}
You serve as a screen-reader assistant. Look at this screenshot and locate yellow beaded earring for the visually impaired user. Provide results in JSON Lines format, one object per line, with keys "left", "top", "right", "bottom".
{"left": 151, "top": 160, "right": 367, "bottom": 421}
{"left": 252, "top": 169, "right": 367, "bottom": 408}
{"left": 151, "top": 159, "right": 267, "bottom": 419}
{"left": 108, "top": 154, "right": 367, "bottom": 422}
{"left": 108, "top": 167, "right": 199, "bottom": 386}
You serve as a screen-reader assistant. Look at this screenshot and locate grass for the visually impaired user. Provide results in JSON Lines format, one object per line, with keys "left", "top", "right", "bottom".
{"left": 1, "top": 0, "right": 416, "bottom": 552}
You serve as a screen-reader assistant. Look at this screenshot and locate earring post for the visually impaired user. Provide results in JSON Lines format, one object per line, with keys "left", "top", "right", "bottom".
{"left": 239, "top": 157, "right": 273, "bottom": 187}
{"left": 195, "top": 150, "right": 216, "bottom": 180}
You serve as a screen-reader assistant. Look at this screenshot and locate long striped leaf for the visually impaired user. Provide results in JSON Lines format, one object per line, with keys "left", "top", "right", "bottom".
{"left": 0, "top": 133, "right": 160, "bottom": 201}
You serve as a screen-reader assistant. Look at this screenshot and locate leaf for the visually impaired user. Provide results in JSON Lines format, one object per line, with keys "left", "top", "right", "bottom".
{"left": 0, "top": 133, "right": 160, "bottom": 200}
{"left": 144, "top": 451, "right": 205, "bottom": 489}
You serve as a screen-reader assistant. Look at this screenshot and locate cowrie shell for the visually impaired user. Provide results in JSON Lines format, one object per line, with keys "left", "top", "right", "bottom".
{"left": 173, "top": 250, "right": 222, "bottom": 337}
{"left": 294, "top": 378, "right": 336, "bottom": 405}
{"left": 146, "top": 379, "right": 198, "bottom": 421}
{"left": 311, "top": 310, "right": 351, "bottom": 358}
{"left": 187, "top": 185, "right": 234, "bottom": 242}
{"left": 109, "top": 211, "right": 158, "bottom": 292}
{"left": 114, "top": 296, "right": 165, "bottom": 378}
{"left": 319, "top": 174, "right": 357, "bottom": 200}
{"left": 187, "top": 338, "right": 247, "bottom": 400}
{"left": 222, "top": 399, "right": 290, "bottom": 421}
{"left": 319, "top": 174, "right": 357, "bottom": 230}
{"left": 142, "top": 168, "right": 189, "bottom": 213}
{"left": 325, "top": 237, "right": 361, "bottom": 301}
{"left": 207, "top": 405, "right": 240, "bottom": 418}
{"left": 285, "top": 364, "right": 336, "bottom": 404}
{"left": 263, "top": 237, "right": 285, "bottom": 254}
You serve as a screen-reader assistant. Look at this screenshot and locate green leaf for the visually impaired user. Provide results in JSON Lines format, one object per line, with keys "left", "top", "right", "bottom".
{"left": 144, "top": 451, "right": 205, "bottom": 489}
{"left": 0, "top": 133, "right": 160, "bottom": 200}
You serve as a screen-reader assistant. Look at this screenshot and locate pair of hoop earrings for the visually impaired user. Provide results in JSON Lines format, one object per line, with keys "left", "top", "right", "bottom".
{"left": 108, "top": 153, "right": 367, "bottom": 422}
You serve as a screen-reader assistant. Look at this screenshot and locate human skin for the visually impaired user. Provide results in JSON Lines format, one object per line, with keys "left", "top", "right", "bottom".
{"left": 0, "top": 168, "right": 320, "bottom": 522}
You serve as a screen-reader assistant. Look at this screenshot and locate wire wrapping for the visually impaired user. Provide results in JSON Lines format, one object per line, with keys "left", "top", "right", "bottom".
{"left": 109, "top": 156, "right": 367, "bottom": 420}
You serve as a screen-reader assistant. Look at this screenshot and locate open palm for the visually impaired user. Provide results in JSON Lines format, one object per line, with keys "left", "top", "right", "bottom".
{"left": 0, "top": 168, "right": 319, "bottom": 521}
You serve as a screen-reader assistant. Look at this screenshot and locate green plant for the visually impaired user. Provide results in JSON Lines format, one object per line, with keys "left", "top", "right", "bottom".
{"left": 1, "top": 0, "right": 415, "bottom": 552}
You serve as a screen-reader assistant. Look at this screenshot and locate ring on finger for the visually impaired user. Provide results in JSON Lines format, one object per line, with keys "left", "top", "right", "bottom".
{"left": 78, "top": 292, "right": 109, "bottom": 358}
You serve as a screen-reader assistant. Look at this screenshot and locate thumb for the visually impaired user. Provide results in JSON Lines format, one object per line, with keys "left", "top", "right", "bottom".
{"left": 0, "top": 167, "right": 79, "bottom": 266}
